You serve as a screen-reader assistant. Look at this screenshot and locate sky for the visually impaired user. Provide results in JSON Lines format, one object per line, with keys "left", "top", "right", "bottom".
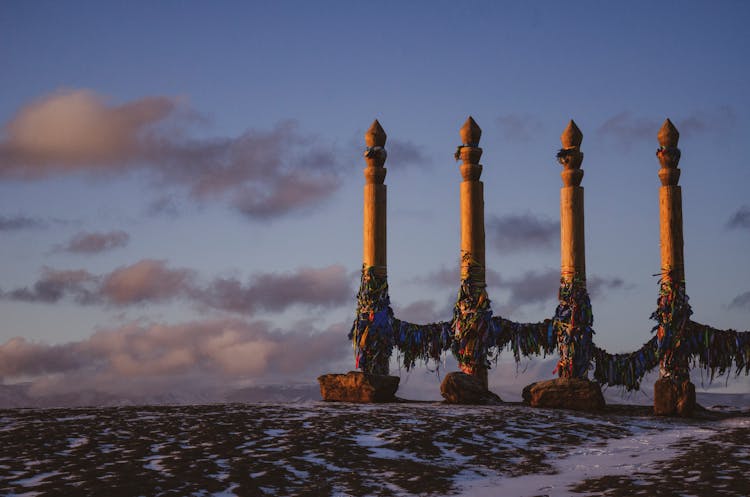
{"left": 1, "top": 1, "right": 749, "bottom": 401}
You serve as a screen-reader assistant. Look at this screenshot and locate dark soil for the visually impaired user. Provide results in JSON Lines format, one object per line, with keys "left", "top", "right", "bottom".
{"left": 0, "top": 402, "right": 747, "bottom": 496}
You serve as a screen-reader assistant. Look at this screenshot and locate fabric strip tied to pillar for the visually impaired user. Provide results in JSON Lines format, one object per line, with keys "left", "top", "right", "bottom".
{"left": 349, "top": 265, "right": 394, "bottom": 375}
{"left": 553, "top": 275, "right": 594, "bottom": 379}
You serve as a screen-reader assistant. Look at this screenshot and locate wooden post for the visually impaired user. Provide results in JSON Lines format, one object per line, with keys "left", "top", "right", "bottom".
{"left": 355, "top": 119, "right": 391, "bottom": 375}
{"left": 653, "top": 118, "right": 695, "bottom": 416}
{"left": 555, "top": 120, "right": 593, "bottom": 380}
{"left": 363, "top": 120, "right": 388, "bottom": 280}
{"left": 456, "top": 116, "right": 488, "bottom": 387}
{"left": 657, "top": 119, "right": 684, "bottom": 285}
{"left": 522, "top": 121, "right": 603, "bottom": 410}
{"left": 559, "top": 121, "right": 586, "bottom": 281}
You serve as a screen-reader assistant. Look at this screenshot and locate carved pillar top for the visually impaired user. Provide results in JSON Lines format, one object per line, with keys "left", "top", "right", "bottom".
{"left": 657, "top": 118, "right": 682, "bottom": 186}
{"left": 558, "top": 120, "right": 584, "bottom": 187}
{"left": 364, "top": 119, "right": 387, "bottom": 184}
{"left": 457, "top": 116, "right": 483, "bottom": 181}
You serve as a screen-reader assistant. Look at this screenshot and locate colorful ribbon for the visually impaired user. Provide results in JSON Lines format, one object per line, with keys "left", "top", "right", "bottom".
{"left": 348, "top": 265, "right": 394, "bottom": 375}
{"left": 552, "top": 275, "right": 594, "bottom": 379}
{"left": 348, "top": 265, "right": 750, "bottom": 391}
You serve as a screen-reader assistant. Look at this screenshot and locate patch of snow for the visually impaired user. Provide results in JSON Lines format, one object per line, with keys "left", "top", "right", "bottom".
{"left": 67, "top": 437, "right": 88, "bottom": 449}
{"left": 452, "top": 418, "right": 743, "bottom": 497}
{"left": 297, "top": 452, "right": 345, "bottom": 472}
{"left": 263, "top": 428, "right": 287, "bottom": 437}
{"left": 353, "top": 430, "right": 388, "bottom": 448}
{"left": 285, "top": 465, "right": 309, "bottom": 479}
{"left": 211, "top": 484, "right": 239, "bottom": 497}
{"left": 434, "top": 440, "right": 474, "bottom": 466}
{"left": 489, "top": 430, "right": 532, "bottom": 448}
{"left": 142, "top": 455, "right": 167, "bottom": 473}
{"left": 13, "top": 471, "right": 61, "bottom": 488}
{"left": 55, "top": 414, "right": 96, "bottom": 422}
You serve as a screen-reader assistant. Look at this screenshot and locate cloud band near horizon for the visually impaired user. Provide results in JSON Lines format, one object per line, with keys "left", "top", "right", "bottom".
{"left": 0, "top": 89, "right": 342, "bottom": 220}
{"left": 0, "top": 260, "right": 353, "bottom": 314}
{"left": 0, "top": 318, "right": 351, "bottom": 396}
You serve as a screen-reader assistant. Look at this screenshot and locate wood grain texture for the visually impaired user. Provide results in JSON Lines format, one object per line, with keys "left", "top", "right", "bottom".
{"left": 560, "top": 186, "right": 586, "bottom": 279}
{"left": 363, "top": 184, "right": 387, "bottom": 277}
{"left": 460, "top": 180, "right": 485, "bottom": 284}
{"left": 659, "top": 185, "right": 685, "bottom": 281}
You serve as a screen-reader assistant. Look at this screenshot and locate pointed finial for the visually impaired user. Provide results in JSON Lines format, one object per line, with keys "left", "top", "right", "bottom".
{"left": 460, "top": 116, "right": 482, "bottom": 145}
{"left": 658, "top": 119, "right": 679, "bottom": 148}
{"left": 365, "top": 120, "right": 387, "bottom": 148}
{"left": 561, "top": 120, "right": 583, "bottom": 149}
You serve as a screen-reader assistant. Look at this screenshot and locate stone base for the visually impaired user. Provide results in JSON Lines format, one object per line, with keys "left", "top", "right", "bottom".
{"left": 522, "top": 378, "right": 605, "bottom": 411}
{"left": 317, "top": 371, "right": 399, "bottom": 403}
{"left": 440, "top": 372, "right": 502, "bottom": 405}
{"left": 654, "top": 378, "right": 695, "bottom": 417}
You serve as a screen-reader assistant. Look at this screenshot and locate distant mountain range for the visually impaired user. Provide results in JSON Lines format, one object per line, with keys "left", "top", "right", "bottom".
{"left": 1, "top": 371, "right": 746, "bottom": 409}
{"left": 0, "top": 382, "right": 322, "bottom": 408}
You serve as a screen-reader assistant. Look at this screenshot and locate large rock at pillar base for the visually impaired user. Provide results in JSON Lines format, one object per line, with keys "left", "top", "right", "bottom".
{"left": 654, "top": 378, "right": 696, "bottom": 417}
{"left": 522, "top": 378, "right": 605, "bottom": 411}
{"left": 440, "top": 372, "right": 502, "bottom": 405}
{"left": 317, "top": 371, "right": 399, "bottom": 403}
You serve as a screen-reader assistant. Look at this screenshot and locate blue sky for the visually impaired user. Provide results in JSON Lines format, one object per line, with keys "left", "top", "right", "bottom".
{"left": 1, "top": 1, "right": 748, "bottom": 399}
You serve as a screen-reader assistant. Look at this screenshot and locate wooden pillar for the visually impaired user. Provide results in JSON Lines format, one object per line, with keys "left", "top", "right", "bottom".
{"left": 356, "top": 119, "right": 391, "bottom": 375}
{"left": 657, "top": 119, "right": 684, "bottom": 285}
{"left": 456, "top": 116, "right": 488, "bottom": 387}
{"left": 459, "top": 117, "right": 485, "bottom": 285}
{"left": 363, "top": 120, "right": 388, "bottom": 280}
{"left": 654, "top": 118, "right": 695, "bottom": 416}
{"left": 559, "top": 121, "right": 586, "bottom": 280}
{"left": 555, "top": 120, "right": 593, "bottom": 380}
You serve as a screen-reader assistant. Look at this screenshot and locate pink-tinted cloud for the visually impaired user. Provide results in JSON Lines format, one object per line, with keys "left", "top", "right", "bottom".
{"left": 0, "top": 337, "right": 84, "bottom": 377}
{"left": 0, "top": 318, "right": 351, "bottom": 396}
{"left": 1, "top": 260, "right": 352, "bottom": 313}
{"left": 199, "top": 265, "right": 353, "bottom": 313}
{"left": 487, "top": 213, "right": 559, "bottom": 253}
{"left": 101, "top": 260, "right": 195, "bottom": 305}
{"left": 0, "top": 90, "right": 341, "bottom": 219}
{"left": 58, "top": 230, "right": 130, "bottom": 254}
{"left": 0, "top": 89, "right": 176, "bottom": 172}
{"left": 4, "top": 267, "right": 99, "bottom": 304}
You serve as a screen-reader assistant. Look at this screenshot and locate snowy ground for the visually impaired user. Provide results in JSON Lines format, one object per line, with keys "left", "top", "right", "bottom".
{"left": 0, "top": 402, "right": 748, "bottom": 497}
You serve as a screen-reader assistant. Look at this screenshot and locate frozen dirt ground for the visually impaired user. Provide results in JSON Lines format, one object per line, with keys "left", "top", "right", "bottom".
{"left": 0, "top": 402, "right": 748, "bottom": 497}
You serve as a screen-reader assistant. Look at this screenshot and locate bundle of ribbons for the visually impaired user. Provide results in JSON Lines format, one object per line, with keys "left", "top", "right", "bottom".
{"left": 392, "top": 318, "right": 452, "bottom": 371}
{"left": 590, "top": 322, "right": 750, "bottom": 391}
{"left": 489, "top": 317, "right": 557, "bottom": 363}
{"left": 650, "top": 277, "right": 692, "bottom": 380}
{"left": 592, "top": 337, "right": 660, "bottom": 391}
{"left": 589, "top": 279, "right": 749, "bottom": 390}
{"left": 349, "top": 265, "right": 750, "bottom": 390}
{"left": 450, "top": 258, "right": 493, "bottom": 374}
{"left": 348, "top": 265, "right": 394, "bottom": 375}
{"left": 682, "top": 320, "right": 750, "bottom": 380}
{"left": 552, "top": 275, "right": 594, "bottom": 378}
